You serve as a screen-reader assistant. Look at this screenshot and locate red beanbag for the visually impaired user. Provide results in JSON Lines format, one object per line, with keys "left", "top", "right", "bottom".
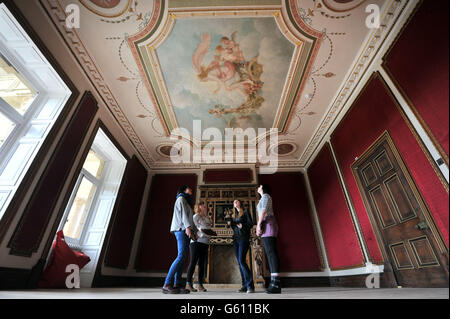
{"left": 38, "top": 230, "right": 91, "bottom": 288}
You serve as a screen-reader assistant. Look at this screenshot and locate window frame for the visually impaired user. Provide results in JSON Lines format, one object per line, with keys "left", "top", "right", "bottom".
{"left": 0, "top": 2, "right": 73, "bottom": 221}
{"left": 0, "top": 48, "right": 44, "bottom": 159}
{"left": 61, "top": 145, "right": 109, "bottom": 246}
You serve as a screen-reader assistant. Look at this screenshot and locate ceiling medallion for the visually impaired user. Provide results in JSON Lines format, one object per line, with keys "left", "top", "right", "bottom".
{"left": 79, "top": 0, "right": 132, "bottom": 18}
{"left": 270, "top": 142, "right": 298, "bottom": 156}
{"left": 156, "top": 144, "right": 181, "bottom": 158}
{"left": 321, "top": 0, "right": 367, "bottom": 13}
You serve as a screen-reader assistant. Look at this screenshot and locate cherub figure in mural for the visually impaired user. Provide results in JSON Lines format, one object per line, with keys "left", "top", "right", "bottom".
{"left": 220, "top": 32, "right": 245, "bottom": 63}
{"left": 192, "top": 32, "right": 252, "bottom": 97}
{"left": 192, "top": 32, "right": 264, "bottom": 125}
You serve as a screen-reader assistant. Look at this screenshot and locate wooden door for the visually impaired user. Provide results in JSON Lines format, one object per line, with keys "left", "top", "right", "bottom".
{"left": 353, "top": 133, "right": 448, "bottom": 287}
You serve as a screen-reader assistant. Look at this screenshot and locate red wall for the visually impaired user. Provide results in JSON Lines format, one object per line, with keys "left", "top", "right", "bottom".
{"left": 384, "top": 0, "right": 449, "bottom": 160}
{"left": 135, "top": 174, "right": 198, "bottom": 272}
{"left": 258, "top": 172, "right": 322, "bottom": 272}
{"left": 104, "top": 156, "right": 148, "bottom": 268}
{"left": 308, "top": 143, "right": 365, "bottom": 269}
{"left": 331, "top": 74, "right": 449, "bottom": 264}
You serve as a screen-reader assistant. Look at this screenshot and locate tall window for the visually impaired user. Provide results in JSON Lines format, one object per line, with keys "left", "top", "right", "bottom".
{"left": 62, "top": 149, "right": 105, "bottom": 241}
{"left": 57, "top": 128, "right": 127, "bottom": 287}
{"left": 0, "top": 4, "right": 72, "bottom": 219}
{"left": 0, "top": 52, "right": 37, "bottom": 147}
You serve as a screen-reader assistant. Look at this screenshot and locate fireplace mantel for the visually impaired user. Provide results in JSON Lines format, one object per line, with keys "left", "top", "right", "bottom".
{"left": 197, "top": 185, "right": 270, "bottom": 285}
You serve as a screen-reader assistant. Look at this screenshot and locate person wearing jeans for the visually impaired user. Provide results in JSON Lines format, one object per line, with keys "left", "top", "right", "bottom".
{"left": 162, "top": 185, "right": 198, "bottom": 294}
{"left": 256, "top": 184, "right": 281, "bottom": 294}
{"left": 228, "top": 199, "right": 255, "bottom": 293}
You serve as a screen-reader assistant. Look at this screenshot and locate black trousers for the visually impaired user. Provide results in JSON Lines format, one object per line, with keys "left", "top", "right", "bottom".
{"left": 262, "top": 237, "right": 280, "bottom": 274}
{"left": 186, "top": 242, "right": 209, "bottom": 284}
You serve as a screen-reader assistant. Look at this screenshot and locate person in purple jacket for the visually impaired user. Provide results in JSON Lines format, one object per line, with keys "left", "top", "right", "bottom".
{"left": 256, "top": 184, "right": 281, "bottom": 294}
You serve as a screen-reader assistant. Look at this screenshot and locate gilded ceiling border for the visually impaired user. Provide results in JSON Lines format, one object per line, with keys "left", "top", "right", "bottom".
{"left": 128, "top": 0, "right": 323, "bottom": 141}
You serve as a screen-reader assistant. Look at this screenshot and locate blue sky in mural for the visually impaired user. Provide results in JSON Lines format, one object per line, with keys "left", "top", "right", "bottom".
{"left": 157, "top": 17, "right": 295, "bottom": 135}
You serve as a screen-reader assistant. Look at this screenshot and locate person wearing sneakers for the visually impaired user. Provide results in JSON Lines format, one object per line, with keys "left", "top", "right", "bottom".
{"left": 186, "top": 202, "right": 213, "bottom": 293}
{"left": 256, "top": 184, "right": 281, "bottom": 294}
{"left": 162, "top": 185, "right": 198, "bottom": 294}
{"left": 227, "top": 199, "right": 255, "bottom": 294}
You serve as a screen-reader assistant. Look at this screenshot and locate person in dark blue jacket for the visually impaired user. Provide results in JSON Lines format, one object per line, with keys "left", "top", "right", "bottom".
{"left": 227, "top": 199, "right": 255, "bottom": 293}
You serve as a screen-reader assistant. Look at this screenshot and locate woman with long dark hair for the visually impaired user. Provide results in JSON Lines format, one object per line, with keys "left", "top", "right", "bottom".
{"left": 256, "top": 184, "right": 281, "bottom": 294}
{"left": 227, "top": 199, "right": 255, "bottom": 293}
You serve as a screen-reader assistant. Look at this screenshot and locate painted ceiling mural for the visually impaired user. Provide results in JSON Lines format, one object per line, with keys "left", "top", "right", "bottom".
{"left": 42, "top": 0, "right": 407, "bottom": 168}
{"left": 157, "top": 17, "right": 294, "bottom": 133}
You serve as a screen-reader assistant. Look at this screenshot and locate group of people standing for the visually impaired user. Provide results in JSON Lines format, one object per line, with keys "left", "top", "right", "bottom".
{"left": 162, "top": 184, "right": 281, "bottom": 295}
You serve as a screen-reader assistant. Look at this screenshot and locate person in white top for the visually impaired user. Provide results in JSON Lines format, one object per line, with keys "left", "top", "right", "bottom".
{"left": 186, "top": 202, "right": 213, "bottom": 292}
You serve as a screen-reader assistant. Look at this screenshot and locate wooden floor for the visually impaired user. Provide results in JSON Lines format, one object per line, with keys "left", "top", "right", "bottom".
{"left": 0, "top": 287, "right": 448, "bottom": 299}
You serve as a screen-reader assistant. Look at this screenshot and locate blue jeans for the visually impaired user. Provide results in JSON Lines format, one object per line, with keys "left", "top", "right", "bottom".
{"left": 233, "top": 239, "right": 254, "bottom": 289}
{"left": 164, "top": 231, "right": 190, "bottom": 286}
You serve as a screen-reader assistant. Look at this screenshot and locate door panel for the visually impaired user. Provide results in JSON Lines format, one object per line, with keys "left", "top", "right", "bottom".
{"left": 354, "top": 134, "right": 448, "bottom": 287}
{"left": 390, "top": 242, "right": 414, "bottom": 270}
{"left": 409, "top": 236, "right": 439, "bottom": 267}
{"left": 362, "top": 163, "right": 378, "bottom": 186}
{"left": 369, "top": 186, "right": 397, "bottom": 228}
{"left": 384, "top": 175, "right": 417, "bottom": 221}
{"left": 374, "top": 150, "right": 394, "bottom": 175}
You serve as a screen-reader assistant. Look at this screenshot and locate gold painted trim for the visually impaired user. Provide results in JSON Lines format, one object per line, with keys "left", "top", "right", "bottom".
{"left": 138, "top": 8, "right": 308, "bottom": 141}
{"left": 128, "top": 1, "right": 323, "bottom": 141}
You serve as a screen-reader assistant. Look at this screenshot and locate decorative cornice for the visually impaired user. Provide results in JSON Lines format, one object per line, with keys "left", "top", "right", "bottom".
{"left": 299, "top": 0, "right": 407, "bottom": 166}
{"left": 41, "top": 0, "right": 155, "bottom": 168}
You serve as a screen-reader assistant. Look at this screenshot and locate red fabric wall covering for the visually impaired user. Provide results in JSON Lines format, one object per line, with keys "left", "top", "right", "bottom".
{"left": 203, "top": 169, "right": 253, "bottom": 184}
{"left": 331, "top": 74, "right": 449, "bottom": 265}
{"left": 383, "top": 0, "right": 449, "bottom": 161}
{"left": 104, "top": 156, "right": 148, "bottom": 268}
{"left": 7, "top": 92, "right": 98, "bottom": 256}
{"left": 308, "top": 143, "right": 365, "bottom": 269}
{"left": 135, "top": 174, "right": 198, "bottom": 272}
{"left": 258, "top": 172, "right": 322, "bottom": 272}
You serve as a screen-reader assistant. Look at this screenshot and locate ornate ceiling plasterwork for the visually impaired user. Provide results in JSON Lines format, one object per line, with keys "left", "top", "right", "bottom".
{"left": 298, "top": 0, "right": 408, "bottom": 166}
{"left": 42, "top": 0, "right": 156, "bottom": 168}
{"left": 40, "top": 0, "right": 408, "bottom": 169}
{"left": 128, "top": 0, "right": 323, "bottom": 146}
